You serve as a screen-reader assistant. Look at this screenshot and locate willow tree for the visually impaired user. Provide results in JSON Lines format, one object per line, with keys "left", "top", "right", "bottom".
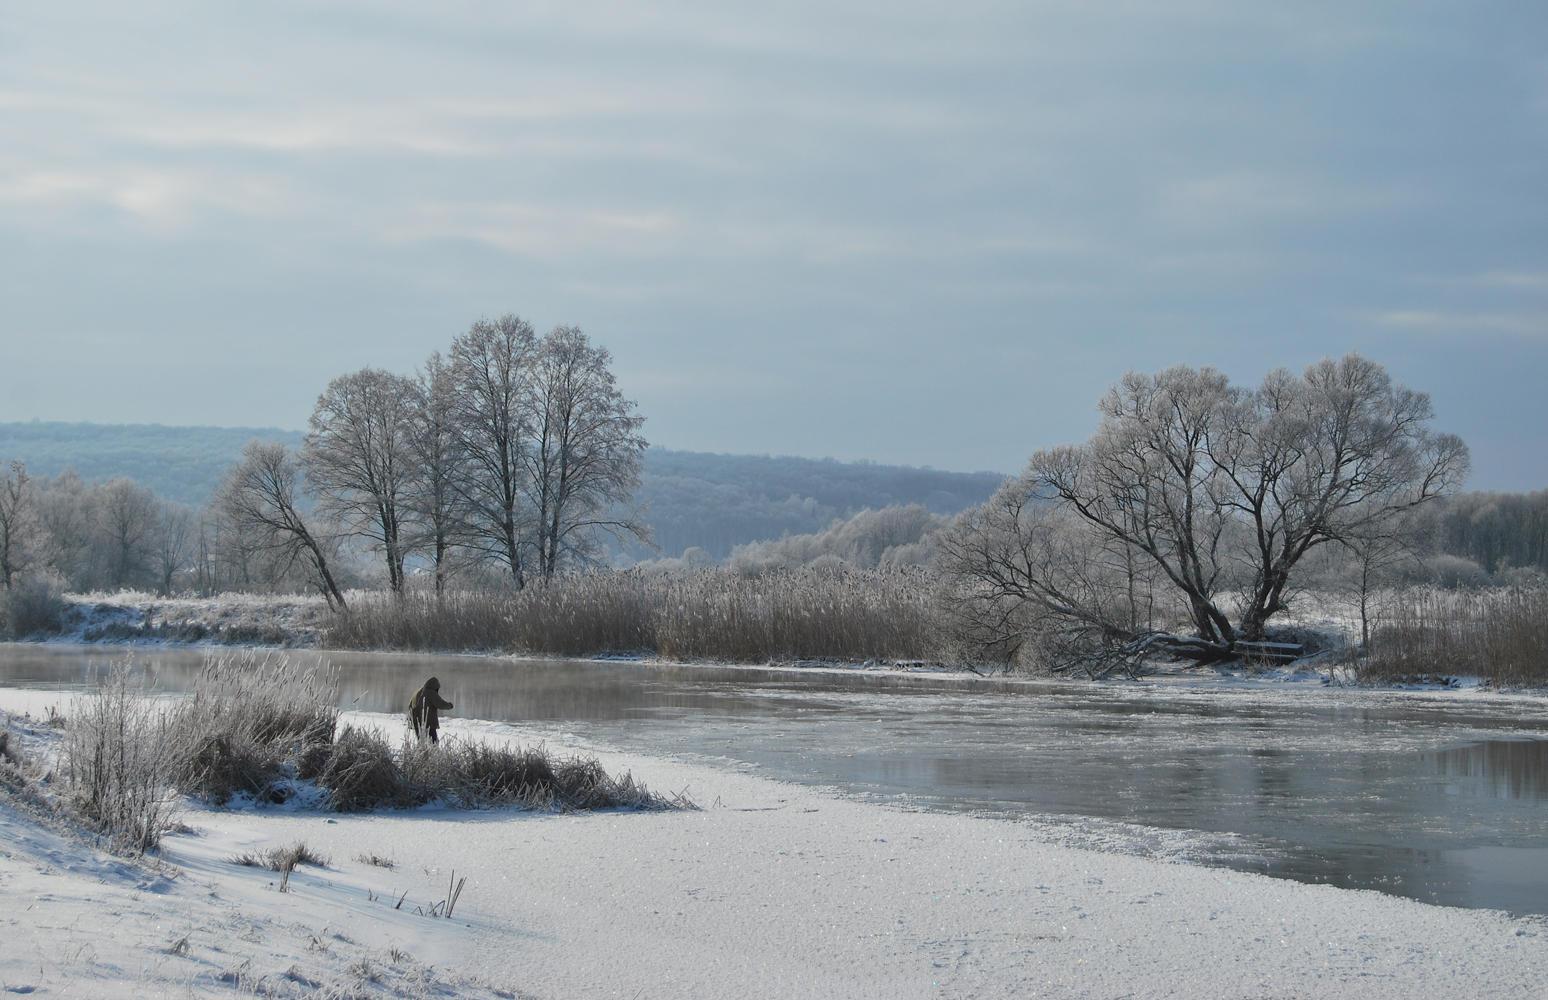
{"left": 941, "top": 353, "right": 1468, "bottom": 673}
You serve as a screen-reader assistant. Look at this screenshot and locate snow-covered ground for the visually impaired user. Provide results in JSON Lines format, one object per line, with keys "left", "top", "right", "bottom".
{"left": 47, "top": 591, "right": 333, "bottom": 647}
{"left": 3, "top": 688, "right": 1547, "bottom": 999}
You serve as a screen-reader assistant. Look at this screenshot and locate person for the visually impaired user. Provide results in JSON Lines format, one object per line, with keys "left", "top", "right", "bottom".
{"left": 408, "top": 676, "right": 453, "bottom": 743}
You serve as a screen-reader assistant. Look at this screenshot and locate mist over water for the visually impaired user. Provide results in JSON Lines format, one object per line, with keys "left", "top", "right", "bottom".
{"left": 6, "top": 642, "right": 1548, "bottom": 914}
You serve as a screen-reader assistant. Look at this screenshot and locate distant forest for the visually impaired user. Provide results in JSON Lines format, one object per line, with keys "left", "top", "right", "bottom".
{"left": 0, "top": 422, "right": 305, "bottom": 506}
{"left": 0, "top": 422, "right": 1007, "bottom": 561}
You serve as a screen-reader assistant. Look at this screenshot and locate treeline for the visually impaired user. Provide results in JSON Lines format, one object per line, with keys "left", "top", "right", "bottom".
{"left": 1, "top": 313, "right": 646, "bottom": 607}
{"left": 0, "top": 462, "right": 330, "bottom": 598}
{"left": 0, "top": 467, "right": 207, "bottom": 594}
{"left": 1434, "top": 490, "right": 1548, "bottom": 579}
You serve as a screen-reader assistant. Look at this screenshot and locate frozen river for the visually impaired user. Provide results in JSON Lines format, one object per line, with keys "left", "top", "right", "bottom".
{"left": 6, "top": 642, "right": 1548, "bottom": 915}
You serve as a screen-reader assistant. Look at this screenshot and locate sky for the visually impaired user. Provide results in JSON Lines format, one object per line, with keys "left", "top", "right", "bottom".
{"left": 1, "top": 1, "right": 1545, "bottom": 488}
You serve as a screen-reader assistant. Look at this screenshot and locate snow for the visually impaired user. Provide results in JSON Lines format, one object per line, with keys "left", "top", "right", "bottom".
{"left": 4, "top": 692, "right": 1548, "bottom": 998}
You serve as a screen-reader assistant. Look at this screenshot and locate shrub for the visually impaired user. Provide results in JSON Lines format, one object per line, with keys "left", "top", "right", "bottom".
{"left": 1, "top": 578, "right": 67, "bottom": 638}
{"left": 62, "top": 667, "right": 180, "bottom": 855}
{"left": 164, "top": 651, "right": 338, "bottom": 803}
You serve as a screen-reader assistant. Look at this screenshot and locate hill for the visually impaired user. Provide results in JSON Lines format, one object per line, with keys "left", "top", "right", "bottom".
{"left": 635, "top": 451, "right": 1005, "bottom": 559}
{"left": 0, "top": 422, "right": 1009, "bottom": 557}
{"left": 0, "top": 421, "right": 306, "bottom": 506}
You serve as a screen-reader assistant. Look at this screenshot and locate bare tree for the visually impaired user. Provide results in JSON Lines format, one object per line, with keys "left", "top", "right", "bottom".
{"left": 153, "top": 502, "right": 195, "bottom": 596}
{"left": 945, "top": 353, "right": 1468, "bottom": 671}
{"left": 449, "top": 314, "right": 537, "bottom": 588}
{"left": 304, "top": 368, "right": 418, "bottom": 593}
{"left": 0, "top": 460, "right": 43, "bottom": 589}
{"left": 523, "top": 325, "right": 650, "bottom": 578}
{"left": 93, "top": 477, "right": 161, "bottom": 590}
{"left": 37, "top": 468, "right": 91, "bottom": 587}
{"left": 407, "top": 351, "right": 465, "bottom": 594}
{"left": 937, "top": 479, "right": 1175, "bottom": 676}
{"left": 216, "top": 441, "right": 348, "bottom": 610}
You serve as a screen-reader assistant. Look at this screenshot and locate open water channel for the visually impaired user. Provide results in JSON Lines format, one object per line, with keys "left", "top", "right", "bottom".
{"left": 5, "top": 643, "right": 1548, "bottom": 915}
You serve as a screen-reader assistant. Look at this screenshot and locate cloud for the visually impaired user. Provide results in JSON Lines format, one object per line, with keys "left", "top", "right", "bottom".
{"left": 1377, "top": 311, "right": 1548, "bottom": 338}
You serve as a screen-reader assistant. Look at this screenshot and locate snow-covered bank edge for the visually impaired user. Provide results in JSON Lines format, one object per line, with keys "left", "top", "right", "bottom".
{"left": 6, "top": 691, "right": 1548, "bottom": 999}
{"left": 15, "top": 590, "right": 1539, "bottom": 697}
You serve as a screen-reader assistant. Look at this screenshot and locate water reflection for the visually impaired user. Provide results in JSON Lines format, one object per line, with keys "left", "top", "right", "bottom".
{"left": 6, "top": 642, "right": 1548, "bottom": 915}
{"left": 1425, "top": 740, "right": 1548, "bottom": 801}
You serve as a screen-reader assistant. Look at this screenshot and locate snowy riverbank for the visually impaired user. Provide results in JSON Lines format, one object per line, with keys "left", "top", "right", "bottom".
{"left": 4, "top": 688, "right": 1547, "bottom": 999}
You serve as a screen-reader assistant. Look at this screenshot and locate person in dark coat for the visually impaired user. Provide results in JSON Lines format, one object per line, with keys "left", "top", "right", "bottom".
{"left": 408, "top": 676, "right": 453, "bottom": 743}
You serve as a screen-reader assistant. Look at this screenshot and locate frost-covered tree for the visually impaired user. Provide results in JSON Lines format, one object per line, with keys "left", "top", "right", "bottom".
{"left": 0, "top": 460, "right": 43, "bottom": 589}
{"left": 449, "top": 314, "right": 538, "bottom": 588}
{"left": 523, "top": 325, "right": 649, "bottom": 578}
{"left": 304, "top": 368, "right": 418, "bottom": 593}
{"left": 153, "top": 502, "right": 195, "bottom": 596}
{"left": 37, "top": 468, "right": 91, "bottom": 586}
{"left": 406, "top": 351, "right": 466, "bottom": 595}
{"left": 92, "top": 477, "right": 161, "bottom": 590}
{"left": 941, "top": 353, "right": 1468, "bottom": 672}
{"left": 216, "top": 441, "right": 347, "bottom": 609}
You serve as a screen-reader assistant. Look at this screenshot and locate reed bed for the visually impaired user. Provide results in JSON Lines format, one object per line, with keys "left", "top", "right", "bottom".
{"left": 324, "top": 566, "right": 940, "bottom": 662}
{"left": 1363, "top": 586, "right": 1548, "bottom": 686}
{"left": 56, "top": 653, "right": 678, "bottom": 855}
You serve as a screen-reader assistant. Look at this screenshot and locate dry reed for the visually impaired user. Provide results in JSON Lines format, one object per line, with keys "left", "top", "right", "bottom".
{"left": 165, "top": 651, "right": 338, "bottom": 804}
{"left": 1363, "top": 586, "right": 1548, "bottom": 686}
{"left": 62, "top": 667, "right": 181, "bottom": 855}
{"left": 323, "top": 566, "right": 940, "bottom": 662}
{"left": 231, "top": 841, "right": 329, "bottom": 871}
{"left": 319, "top": 725, "right": 672, "bottom": 812}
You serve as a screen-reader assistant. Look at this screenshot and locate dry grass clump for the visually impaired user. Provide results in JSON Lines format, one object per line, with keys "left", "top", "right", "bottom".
{"left": 325, "top": 566, "right": 940, "bottom": 663}
{"left": 317, "top": 725, "right": 402, "bottom": 811}
{"left": 1363, "top": 586, "right": 1548, "bottom": 686}
{"left": 231, "top": 840, "right": 329, "bottom": 871}
{"left": 0, "top": 722, "right": 29, "bottom": 795}
{"left": 0, "top": 577, "right": 68, "bottom": 638}
{"left": 323, "top": 575, "right": 655, "bottom": 655}
{"left": 652, "top": 567, "right": 936, "bottom": 662}
{"left": 319, "top": 725, "right": 676, "bottom": 812}
{"left": 62, "top": 667, "right": 181, "bottom": 855}
{"left": 165, "top": 652, "right": 338, "bottom": 804}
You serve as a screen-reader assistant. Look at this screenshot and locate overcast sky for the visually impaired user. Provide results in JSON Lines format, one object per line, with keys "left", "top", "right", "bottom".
{"left": 2, "top": 1, "right": 1544, "bottom": 487}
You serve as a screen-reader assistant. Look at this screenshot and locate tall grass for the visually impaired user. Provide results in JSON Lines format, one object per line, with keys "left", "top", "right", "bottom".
{"left": 166, "top": 651, "right": 338, "bottom": 803}
{"left": 63, "top": 667, "right": 181, "bottom": 855}
{"left": 1363, "top": 586, "right": 1548, "bottom": 686}
{"left": 324, "top": 566, "right": 940, "bottom": 662}
{"left": 320, "top": 726, "right": 662, "bottom": 812}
